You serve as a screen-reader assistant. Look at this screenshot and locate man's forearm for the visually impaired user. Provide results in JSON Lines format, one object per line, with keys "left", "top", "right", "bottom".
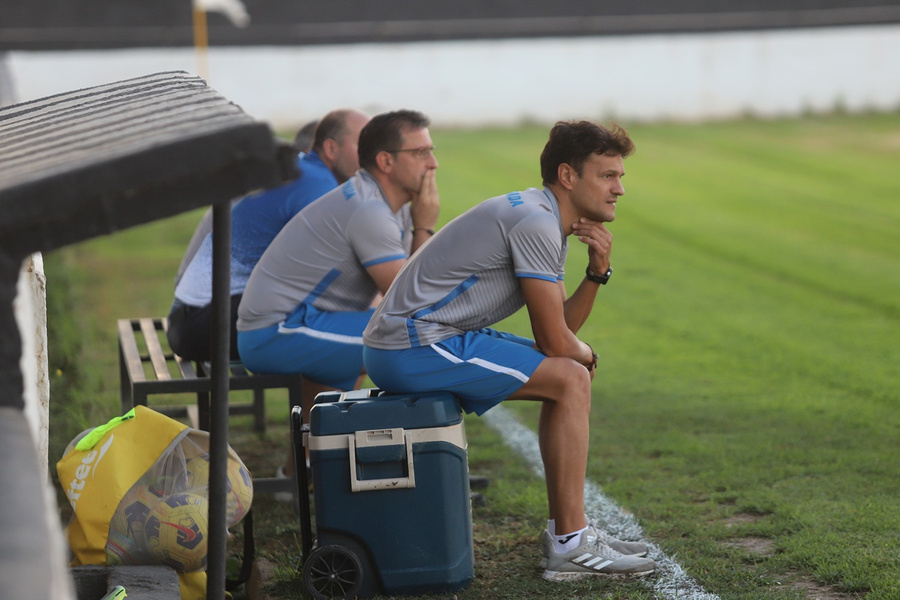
{"left": 563, "top": 277, "right": 601, "bottom": 334}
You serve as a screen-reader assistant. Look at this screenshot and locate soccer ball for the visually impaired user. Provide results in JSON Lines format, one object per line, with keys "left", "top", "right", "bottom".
{"left": 184, "top": 455, "right": 211, "bottom": 490}
{"left": 110, "top": 483, "right": 160, "bottom": 540}
{"left": 225, "top": 456, "right": 253, "bottom": 526}
{"left": 144, "top": 492, "right": 209, "bottom": 572}
{"left": 183, "top": 454, "right": 252, "bottom": 526}
{"left": 146, "top": 458, "right": 191, "bottom": 498}
{"left": 108, "top": 483, "right": 161, "bottom": 565}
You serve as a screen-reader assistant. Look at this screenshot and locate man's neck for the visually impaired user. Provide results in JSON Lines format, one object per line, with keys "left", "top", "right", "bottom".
{"left": 546, "top": 183, "right": 576, "bottom": 235}
{"left": 367, "top": 170, "right": 408, "bottom": 213}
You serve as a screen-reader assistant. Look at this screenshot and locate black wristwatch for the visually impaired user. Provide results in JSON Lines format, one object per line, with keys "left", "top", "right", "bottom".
{"left": 585, "top": 265, "right": 613, "bottom": 285}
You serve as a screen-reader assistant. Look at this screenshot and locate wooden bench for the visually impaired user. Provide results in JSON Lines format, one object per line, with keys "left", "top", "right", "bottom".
{"left": 118, "top": 317, "right": 303, "bottom": 433}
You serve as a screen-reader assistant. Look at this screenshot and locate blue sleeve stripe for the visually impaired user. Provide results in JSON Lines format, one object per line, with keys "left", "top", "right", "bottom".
{"left": 516, "top": 272, "right": 558, "bottom": 283}
{"left": 362, "top": 254, "right": 405, "bottom": 268}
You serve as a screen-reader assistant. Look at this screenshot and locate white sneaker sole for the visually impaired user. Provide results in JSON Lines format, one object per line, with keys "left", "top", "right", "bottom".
{"left": 540, "top": 548, "right": 648, "bottom": 568}
{"left": 542, "top": 566, "right": 656, "bottom": 581}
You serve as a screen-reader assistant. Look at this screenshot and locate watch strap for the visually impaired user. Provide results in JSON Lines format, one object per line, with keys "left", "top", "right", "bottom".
{"left": 585, "top": 265, "right": 613, "bottom": 285}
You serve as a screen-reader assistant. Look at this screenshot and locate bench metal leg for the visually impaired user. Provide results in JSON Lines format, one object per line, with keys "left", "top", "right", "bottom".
{"left": 133, "top": 390, "right": 148, "bottom": 409}
{"left": 118, "top": 342, "right": 133, "bottom": 415}
{"left": 252, "top": 388, "right": 265, "bottom": 433}
{"left": 197, "top": 388, "right": 210, "bottom": 432}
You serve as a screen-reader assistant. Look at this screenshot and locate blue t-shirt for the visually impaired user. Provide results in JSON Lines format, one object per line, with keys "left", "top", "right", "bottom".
{"left": 175, "top": 151, "right": 338, "bottom": 306}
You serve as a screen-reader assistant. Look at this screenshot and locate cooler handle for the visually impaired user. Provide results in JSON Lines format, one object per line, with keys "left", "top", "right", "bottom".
{"left": 348, "top": 428, "right": 416, "bottom": 492}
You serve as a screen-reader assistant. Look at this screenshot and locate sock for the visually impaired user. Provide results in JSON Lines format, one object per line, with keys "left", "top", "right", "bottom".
{"left": 547, "top": 519, "right": 555, "bottom": 536}
{"left": 553, "top": 526, "right": 588, "bottom": 554}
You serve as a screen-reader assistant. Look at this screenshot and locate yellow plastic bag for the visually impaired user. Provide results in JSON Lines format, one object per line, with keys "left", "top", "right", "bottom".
{"left": 57, "top": 406, "right": 253, "bottom": 599}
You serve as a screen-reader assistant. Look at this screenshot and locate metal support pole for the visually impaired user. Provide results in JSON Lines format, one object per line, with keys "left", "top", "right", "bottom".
{"left": 206, "top": 200, "right": 231, "bottom": 599}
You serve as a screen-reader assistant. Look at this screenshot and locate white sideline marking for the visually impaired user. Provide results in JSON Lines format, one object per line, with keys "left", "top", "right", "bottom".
{"left": 483, "top": 405, "right": 721, "bottom": 600}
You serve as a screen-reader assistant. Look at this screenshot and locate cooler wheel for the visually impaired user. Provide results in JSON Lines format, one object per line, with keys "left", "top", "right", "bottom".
{"left": 302, "top": 545, "right": 363, "bottom": 600}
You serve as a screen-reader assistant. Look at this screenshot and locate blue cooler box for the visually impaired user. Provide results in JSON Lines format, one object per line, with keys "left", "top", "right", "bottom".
{"left": 306, "top": 389, "right": 474, "bottom": 597}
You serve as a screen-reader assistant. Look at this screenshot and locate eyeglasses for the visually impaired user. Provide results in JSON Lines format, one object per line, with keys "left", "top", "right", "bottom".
{"left": 386, "top": 146, "right": 436, "bottom": 159}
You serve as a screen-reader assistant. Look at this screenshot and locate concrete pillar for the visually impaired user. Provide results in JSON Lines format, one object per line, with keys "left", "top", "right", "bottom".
{"left": 15, "top": 253, "right": 50, "bottom": 474}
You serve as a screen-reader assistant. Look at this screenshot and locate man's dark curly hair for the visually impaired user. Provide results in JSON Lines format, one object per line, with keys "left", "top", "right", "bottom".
{"left": 540, "top": 121, "right": 635, "bottom": 185}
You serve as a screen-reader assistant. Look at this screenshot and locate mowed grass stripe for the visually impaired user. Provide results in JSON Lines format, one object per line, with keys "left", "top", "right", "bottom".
{"left": 625, "top": 123, "right": 900, "bottom": 317}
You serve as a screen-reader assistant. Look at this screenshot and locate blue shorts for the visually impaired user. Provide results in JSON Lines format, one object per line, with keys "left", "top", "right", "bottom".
{"left": 363, "top": 328, "right": 546, "bottom": 415}
{"left": 237, "top": 302, "right": 374, "bottom": 390}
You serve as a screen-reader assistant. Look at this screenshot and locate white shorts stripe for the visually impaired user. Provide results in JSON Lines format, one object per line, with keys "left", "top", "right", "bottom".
{"left": 431, "top": 344, "right": 464, "bottom": 364}
{"left": 430, "top": 344, "right": 530, "bottom": 383}
{"left": 276, "top": 324, "right": 364, "bottom": 345}
{"left": 469, "top": 357, "right": 530, "bottom": 383}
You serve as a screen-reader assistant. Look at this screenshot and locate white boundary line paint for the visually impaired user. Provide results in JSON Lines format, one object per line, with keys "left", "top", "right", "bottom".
{"left": 482, "top": 405, "right": 721, "bottom": 600}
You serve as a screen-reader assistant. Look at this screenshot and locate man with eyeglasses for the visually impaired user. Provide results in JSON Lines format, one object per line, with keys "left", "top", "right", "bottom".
{"left": 236, "top": 110, "right": 440, "bottom": 436}
{"left": 167, "top": 108, "right": 370, "bottom": 363}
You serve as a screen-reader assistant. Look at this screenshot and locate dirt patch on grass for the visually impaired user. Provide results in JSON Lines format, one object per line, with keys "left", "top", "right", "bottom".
{"left": 724, "top": 536, "right": 775, "bottom": 556}
{"left": 723, "top": 511, "right": 767, "bottom": 528}
{"left": 787, "top": 572, "right": 863, "bottom": 600}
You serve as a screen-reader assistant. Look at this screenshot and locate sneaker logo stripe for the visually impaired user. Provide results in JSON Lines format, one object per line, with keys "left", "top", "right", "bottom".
{"left": 583, "top": 556, "right": 605, "bottom": 567}
{"left": 572, "top": 553, "right": 594, "bottom": 564}
{"left": 593, "top": 560, "right": 614, "bottom": 571}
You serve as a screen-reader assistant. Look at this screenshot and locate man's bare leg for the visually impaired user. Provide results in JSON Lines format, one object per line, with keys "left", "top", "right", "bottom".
{"left": 510, "top": 356, "right": 656, "bottom": 578}
{"left": 512, "top": 357, "right": 592, "bottom": 535}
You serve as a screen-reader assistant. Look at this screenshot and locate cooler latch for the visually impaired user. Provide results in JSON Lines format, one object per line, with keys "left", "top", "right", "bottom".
{"left": 348, "top": 428, "right": 417, "bottom": 492}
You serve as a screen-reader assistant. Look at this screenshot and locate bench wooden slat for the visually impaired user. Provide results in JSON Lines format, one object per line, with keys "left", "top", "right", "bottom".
{"left": 139, "top": 317, "right": 172, "bottom": 381}
{"left": 175, "top": 355, "right": 199, "bottom": 380}
{"left": 118, "top": 319, "right": 148, "bottom": 384}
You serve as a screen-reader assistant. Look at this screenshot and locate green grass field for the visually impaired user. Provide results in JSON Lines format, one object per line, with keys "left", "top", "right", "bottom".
{"left": 46, "top": 113, "right": 900, "bottom": 599}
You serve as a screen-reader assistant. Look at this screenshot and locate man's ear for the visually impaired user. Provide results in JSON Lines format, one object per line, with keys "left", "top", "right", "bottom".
{"left": 557, "top": 163, "right": 576, "bottom": 190}
{"left": 321, "top": 138, "right": 339, "bottom": 162}
{"left": 374, "top": 150, "right": 393, "bottom": 173}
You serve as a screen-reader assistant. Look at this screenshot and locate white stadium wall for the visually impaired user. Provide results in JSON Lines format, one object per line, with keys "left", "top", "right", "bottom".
{"left": 5, "top": 24, "right": 900, "bottom": 131}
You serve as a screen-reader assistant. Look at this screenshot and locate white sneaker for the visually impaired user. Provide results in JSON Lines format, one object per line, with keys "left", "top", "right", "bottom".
{"left": 542, "top": 527, "right": 656, "bottom": 581}
{"left": 540, "top": 527, "right": 649, "bottom": 567}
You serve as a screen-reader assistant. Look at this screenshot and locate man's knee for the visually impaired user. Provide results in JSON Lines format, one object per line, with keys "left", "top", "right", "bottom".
{"left": 527, "top": 357, "right": 592, "bottom": 403}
